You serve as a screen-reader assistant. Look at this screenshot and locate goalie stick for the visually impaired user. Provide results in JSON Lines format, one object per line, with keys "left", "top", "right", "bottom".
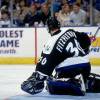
{"left": 90, "top": 73, "right": 100, "bottom": 78}
{"left": 94, "top": 26, "right": 100, "bottom": 37}
{"left": 90, "top": 26, "right": 100, "bottom": 42}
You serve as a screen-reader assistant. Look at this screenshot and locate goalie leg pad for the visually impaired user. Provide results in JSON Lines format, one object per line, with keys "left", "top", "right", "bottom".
{"left": 46, "top": 77, "right": 85, "bottom": 96}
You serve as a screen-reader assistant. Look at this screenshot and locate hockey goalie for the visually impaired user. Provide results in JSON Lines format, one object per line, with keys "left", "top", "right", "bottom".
{"left": 21, "top": 17, "right": 100, "bottom": 96}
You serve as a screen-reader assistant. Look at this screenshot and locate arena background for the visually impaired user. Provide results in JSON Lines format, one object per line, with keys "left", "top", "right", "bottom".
{"left": 0, "top": 0, "right": 100, "bottom": 65}
{"left": 0, "top": 27, "right": 99, "bottom": 65}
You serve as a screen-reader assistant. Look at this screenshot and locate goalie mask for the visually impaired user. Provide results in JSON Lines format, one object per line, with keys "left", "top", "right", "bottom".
{"left": 46, "top": 17, "right": 61, "bottom": 35}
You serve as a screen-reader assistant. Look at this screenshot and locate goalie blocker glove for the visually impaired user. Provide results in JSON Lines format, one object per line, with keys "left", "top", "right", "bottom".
{"left": 21, "top": 72, "right": 47, "bottom": 95}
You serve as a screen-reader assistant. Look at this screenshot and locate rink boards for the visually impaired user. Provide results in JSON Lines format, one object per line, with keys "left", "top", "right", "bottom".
{"left": 0, "top": 27, "right": 100, "bottom": 65}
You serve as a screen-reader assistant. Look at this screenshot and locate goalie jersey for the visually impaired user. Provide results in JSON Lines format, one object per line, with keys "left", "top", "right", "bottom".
{"left": 36, "top": 29, "right": 91, "bottom": 76}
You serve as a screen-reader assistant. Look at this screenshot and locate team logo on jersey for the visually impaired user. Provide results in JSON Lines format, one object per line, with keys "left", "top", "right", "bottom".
{"left": 42, "top": 38, "right": 56, "bottom": 54}
{"left": 43, "top": 44, "right": 52, "bottom": 54}
{"left": 45, "top": 45, "right": 51, "bottom": 51}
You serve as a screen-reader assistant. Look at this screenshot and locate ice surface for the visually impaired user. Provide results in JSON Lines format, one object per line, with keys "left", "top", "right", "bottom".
{"left": 0, "top": 65, "right": 100, "bottom": 100}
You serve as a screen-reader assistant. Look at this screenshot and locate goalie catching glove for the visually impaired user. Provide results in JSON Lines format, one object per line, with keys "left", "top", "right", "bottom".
{"left": 21, "top": 72, "right": 47, "bottom": 95}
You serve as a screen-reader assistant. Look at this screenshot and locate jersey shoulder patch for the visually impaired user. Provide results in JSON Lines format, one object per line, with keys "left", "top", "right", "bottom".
{"left": 42, "top": 33, "right": 62, "bottom": 54}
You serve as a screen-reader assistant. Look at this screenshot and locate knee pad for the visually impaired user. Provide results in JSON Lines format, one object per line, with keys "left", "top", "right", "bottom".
{"left": 46, "top": 77, "right": 85, "bottom": 96}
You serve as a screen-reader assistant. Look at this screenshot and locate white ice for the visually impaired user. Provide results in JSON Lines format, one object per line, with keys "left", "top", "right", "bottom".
{"left": 0, "top": 65, "right": 100, "bottom": 100}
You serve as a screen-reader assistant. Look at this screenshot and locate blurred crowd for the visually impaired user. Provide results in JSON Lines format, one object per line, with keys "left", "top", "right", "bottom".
{"left": 0, "top": 0, "right": 100, "bottom": 27}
